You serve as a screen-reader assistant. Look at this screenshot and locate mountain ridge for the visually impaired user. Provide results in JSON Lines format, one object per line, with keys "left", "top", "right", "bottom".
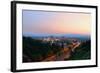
{"left": 23, "top": 33, "right": 90, "bottom": 38}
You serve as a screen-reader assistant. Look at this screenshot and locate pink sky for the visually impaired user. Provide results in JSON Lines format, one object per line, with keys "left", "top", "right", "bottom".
{"left": 23, "top": 11, "right": 91, "bottom": 35}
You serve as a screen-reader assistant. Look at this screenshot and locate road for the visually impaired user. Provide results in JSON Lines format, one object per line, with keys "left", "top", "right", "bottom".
{"left": 43, "top": 42, "right": 81, "bottom": 61}
{"left": 72, "top": 42, "right": 81, "bottom": 52}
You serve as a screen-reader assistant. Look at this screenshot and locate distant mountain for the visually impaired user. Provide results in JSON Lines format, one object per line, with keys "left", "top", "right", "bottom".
{"left": 61, "top": 34, "right": 90, "bottom": 38}
{"left": 23, "top": 33, "right": 90, "bottom": 39}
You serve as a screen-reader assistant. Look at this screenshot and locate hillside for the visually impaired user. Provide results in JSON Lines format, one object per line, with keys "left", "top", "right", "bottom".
{"left": 69, "top": 40, "right": 91, "bottom": 60}
{"left": 23, "top": 36, "right": 61, "bottom": 62}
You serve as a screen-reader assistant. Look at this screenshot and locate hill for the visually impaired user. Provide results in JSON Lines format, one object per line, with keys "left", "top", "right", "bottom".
{"left": 69, "top": 40, "right": 91, "bottom": 60}
{"left": 23, "top": 36, "right": 61, "bottom": 62}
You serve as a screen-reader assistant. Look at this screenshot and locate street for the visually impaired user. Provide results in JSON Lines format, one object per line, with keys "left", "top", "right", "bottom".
{"left": 43, "top": 42, "right": 81, "bottom": 61}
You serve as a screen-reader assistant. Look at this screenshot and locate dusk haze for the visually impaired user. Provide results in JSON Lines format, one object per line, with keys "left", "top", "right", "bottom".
{"left": 22, "top": 10, "right": 91, "bottom": 37}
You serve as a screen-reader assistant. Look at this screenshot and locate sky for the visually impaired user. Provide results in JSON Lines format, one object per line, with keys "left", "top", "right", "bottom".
{"left": 22, "top": 10, "right": 91, "bottom": 36}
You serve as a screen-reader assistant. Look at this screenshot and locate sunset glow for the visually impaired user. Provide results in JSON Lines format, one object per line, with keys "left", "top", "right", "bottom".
{"left": 23, "top": 10, "right": 91, "bottom": 36}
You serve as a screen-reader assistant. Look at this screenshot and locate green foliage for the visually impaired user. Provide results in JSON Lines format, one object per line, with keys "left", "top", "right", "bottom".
{"left": 69, "top": 40, "right": 91, "bottom": 60}
{"left": 23, "top": 36, "right": 61, "bottom": 62}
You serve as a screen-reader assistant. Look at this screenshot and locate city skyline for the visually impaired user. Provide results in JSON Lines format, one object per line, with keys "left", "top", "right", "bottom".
{"left": 23, "top": 10, "right": 91, "bottom": 36}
